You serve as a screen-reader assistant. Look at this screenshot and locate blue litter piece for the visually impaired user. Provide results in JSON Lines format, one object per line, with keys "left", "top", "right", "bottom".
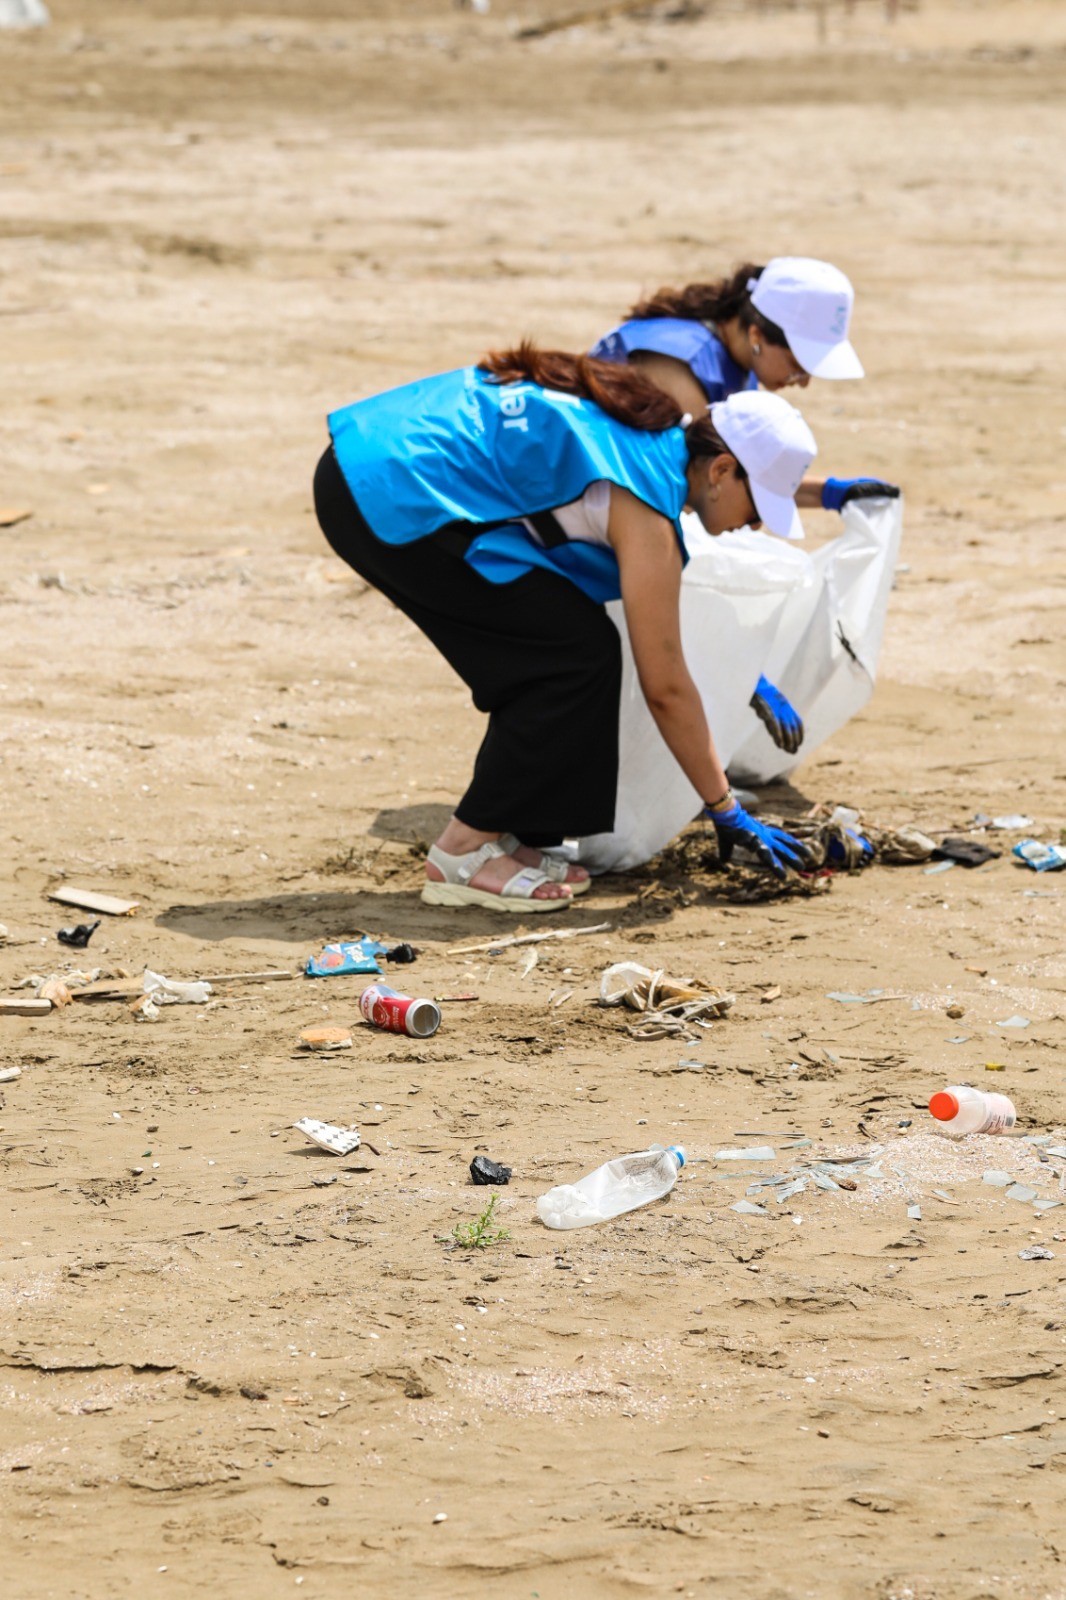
{"left": 306, "top": 937, "right": 387, "bottom": 978}
{"left": 1013, "top": 840, "right": 1066, "bottom": 873}
{"left": 995, "top": 1015, "right": 1030, "bottom": 1029}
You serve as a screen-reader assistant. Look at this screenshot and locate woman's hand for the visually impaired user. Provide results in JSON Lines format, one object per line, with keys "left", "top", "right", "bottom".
{"left": 798, "top": 476, "right": 900, "bottom": 510}
{"left": 750, "top": 675, "right": 804, "bottom": 754}
{"left": 704, "top": 793, "right": 812, "bottom": 877}
{"left": 821, "top": 476, "right": 900, "bottom": 511}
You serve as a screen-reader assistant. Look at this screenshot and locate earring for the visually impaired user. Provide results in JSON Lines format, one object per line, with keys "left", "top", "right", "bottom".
{"left": 752, "top": 342, "right": 762, "bottom": 356}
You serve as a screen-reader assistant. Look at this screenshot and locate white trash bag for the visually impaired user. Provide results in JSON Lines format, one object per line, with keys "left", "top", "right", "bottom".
{"left": 576, "top": 495, "right": 902, "bottom": 873}
{"left": 0, "top": 0, "right": 50, "bottom": 26}
{"left": 729, "top": 494, "right": 903, "bottom": 784}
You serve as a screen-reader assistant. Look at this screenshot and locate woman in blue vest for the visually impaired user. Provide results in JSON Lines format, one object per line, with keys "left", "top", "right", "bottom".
{"left": 314, "top": 347, "right": 815, "bottom": 913}
{"left": 592, "top": 257, "right": 899, "bottom": 754}
{"left": 591, "top": 255, "right": 864, "bottom": 408}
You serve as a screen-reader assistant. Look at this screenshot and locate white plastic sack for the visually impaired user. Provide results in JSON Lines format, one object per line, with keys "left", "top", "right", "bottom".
{"left": 0, "top": 0, "right": 50, "bottom": 26}
{"left": 576, "top": 496, "right": 902, "bottom": 872}
{"left": 729, "top": 495, "right": 903, "bottom": 783}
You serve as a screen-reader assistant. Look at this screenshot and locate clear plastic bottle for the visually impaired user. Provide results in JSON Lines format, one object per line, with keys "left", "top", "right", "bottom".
{"left": 536, "top": 1144, "right": 685, "bottom": 1230}
{"left": 929, "top": 1085, "right": 1016, "bottom": 1135}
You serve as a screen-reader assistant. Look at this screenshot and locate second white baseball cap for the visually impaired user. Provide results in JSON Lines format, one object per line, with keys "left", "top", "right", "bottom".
{"left": 710, "top": 389, "right": 817, "bottom": 541}
{"left": 750, "top": 256, "right": 864, "bottom": 380}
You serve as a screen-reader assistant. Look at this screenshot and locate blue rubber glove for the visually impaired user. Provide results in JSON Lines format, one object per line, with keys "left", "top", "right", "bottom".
{"left": 821, "top": 476, "right": 901, "bottom": 512}
{"left": 750, "top": 675, "right": 804, "bottom": 755}
{"left": 705, "top": 797, "right": 812, "bottom": 878}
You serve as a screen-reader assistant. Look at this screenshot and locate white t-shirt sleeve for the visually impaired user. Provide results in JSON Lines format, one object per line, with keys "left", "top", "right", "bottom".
{"left": 524, "top": 480, "right": 611, "bottom": 548}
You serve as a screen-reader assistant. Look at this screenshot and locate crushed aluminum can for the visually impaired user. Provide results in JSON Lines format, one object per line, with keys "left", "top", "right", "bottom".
{"left": 359, "top": 982, "right": 441, "bottom": 1039}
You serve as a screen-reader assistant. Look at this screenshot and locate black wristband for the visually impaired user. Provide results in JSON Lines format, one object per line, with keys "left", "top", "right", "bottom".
{"left": 704, "top": 786, "right": 734, "bottom": 813}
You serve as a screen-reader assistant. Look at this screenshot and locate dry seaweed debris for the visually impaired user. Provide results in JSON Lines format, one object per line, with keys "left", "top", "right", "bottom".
{"left": 599, "top": 961, "right": 735, "bottom": 1040}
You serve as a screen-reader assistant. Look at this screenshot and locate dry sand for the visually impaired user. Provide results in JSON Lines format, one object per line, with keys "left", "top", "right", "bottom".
{"left": 2, "top": 1, "right": 1066, "bottom": 1595}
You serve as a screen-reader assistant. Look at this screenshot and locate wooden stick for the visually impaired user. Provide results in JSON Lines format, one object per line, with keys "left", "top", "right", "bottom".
{"left": 71, "top": 969, "right": 295, "bottom": 1002}
{"left": 516, "top": 0, "right": 653, "bottom": 40}
{"left": 198, "top": 970, "right": 294, "bottom": 986}
{"left": 448, "top": 922, "right": 610, "bottom": 957}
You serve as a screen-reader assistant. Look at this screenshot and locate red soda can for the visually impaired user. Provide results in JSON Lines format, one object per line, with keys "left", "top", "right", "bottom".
{"left": 359, "top": 982, "right": 441, "bottom": 1039}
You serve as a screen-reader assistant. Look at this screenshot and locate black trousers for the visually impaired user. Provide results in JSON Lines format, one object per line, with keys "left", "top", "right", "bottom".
{"left": 313, "top": 447, "right": 622, "bottom": 846}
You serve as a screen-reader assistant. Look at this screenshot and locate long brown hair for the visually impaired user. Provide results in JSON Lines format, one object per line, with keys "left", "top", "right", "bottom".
{"left": 479, "top": 341, "right": 738, "bottom": 466}
{"left": 627, "top": 262, "right": 789, "bottom": 349}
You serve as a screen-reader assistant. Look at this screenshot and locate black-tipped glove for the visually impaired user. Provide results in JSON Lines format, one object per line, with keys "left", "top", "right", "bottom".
{"left": 705, "top": 797, "right": 812, "bottom": 878}
{"left": 750, "top": 675, "right": 804, "bottom": 754}
{"left": 821, "top": 477, "right": 900, "bottom": 511}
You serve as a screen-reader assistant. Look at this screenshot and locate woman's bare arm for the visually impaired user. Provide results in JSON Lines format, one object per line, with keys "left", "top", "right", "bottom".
{"left": 608, "top": 486, "right": 728, "bottom": 806}
{"left": 796, "top": 477, "right": 826, "bottom": 508}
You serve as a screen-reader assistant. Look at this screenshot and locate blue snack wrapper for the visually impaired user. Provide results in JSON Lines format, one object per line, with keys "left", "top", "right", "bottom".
{"left": 1013, "top": 840, "right": 1066, "bottom": 873}
{"left": 306, "top": 937, "right": 387, "bottom": 978}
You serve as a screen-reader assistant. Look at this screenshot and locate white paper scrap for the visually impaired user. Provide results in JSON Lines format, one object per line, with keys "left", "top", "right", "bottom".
{"left": 294, "top": 1118, "right": 361, "bottom": 1157}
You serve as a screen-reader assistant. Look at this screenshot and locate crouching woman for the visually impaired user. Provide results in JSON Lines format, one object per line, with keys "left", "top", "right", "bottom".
{"left": 314, "top": 346, "right": 813, "bottom": 912}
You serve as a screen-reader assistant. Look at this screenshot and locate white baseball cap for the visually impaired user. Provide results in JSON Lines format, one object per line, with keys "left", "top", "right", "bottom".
{"left": 710, "top": 389, "right": 817, "bottom": 541}
{"left": 750, "top": 257, "right": 864, "bottom": 380}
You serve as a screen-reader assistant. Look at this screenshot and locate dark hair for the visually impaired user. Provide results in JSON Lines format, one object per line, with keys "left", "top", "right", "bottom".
{"left": 627, "top": 262, "right": 789, "bottom": 350}
{"left": 478, "top": 340, "right": 742, "bottom": 470}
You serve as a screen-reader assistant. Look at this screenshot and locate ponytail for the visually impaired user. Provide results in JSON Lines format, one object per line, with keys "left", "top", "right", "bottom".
{"left": 480, "top": 340, "right": 679, "bottom": 431}
{"left": 479, "top": 340, "right": 740, "bottom": 471}
{"left": 626, "top": 262, "right": 789, "bottom": 350}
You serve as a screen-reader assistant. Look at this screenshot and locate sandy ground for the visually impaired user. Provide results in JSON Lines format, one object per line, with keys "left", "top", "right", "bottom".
{"left": 2, "top": 1, "right": 1066, "bottom": 1595}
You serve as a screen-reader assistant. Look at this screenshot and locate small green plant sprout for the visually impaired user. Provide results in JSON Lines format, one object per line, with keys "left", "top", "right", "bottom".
{"left": 450, "top": 1193, "right": 510, "bottom": 1250}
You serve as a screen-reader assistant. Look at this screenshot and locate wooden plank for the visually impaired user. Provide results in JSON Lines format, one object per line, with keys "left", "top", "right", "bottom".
{"left": 48, "top": 888, "right": 140, "bottom": 916}
{"left": 0, "top": 997, "right": 52, "bottom": 1016}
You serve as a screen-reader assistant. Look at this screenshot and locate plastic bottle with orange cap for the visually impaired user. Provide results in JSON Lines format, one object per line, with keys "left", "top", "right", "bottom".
{"left": 929, "top": 1085, "right": 1016, "bottom": 1136}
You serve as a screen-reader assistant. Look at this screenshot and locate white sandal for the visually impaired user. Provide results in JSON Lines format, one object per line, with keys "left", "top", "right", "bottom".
{"left": 497, "top": 833, "right": 590, "bottom": 895}
{"left": 421, "top": 841, "right": 572, "bottom": 914}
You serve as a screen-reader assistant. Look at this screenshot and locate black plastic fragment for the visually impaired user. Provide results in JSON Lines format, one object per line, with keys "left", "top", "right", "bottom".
{"left": 933, "top": 837, "right": 1000, "bottom": 868}
{"left": 384, "top": 942, "right": 419, "bottom": 964}
{"left": 470, "top": 1155, "right": 512, "bottom": 1186}
{"left": 57, "top": 919, "right": 101, "bottom": 948}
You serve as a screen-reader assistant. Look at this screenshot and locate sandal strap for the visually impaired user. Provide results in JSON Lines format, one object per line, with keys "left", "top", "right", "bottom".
{"left": 499, "top": 865, "right": 555, "bottom": 899}
{"left": 426, "top": 840, "right": 506, "bottom": 886}
{"left": 497, "top": 832, "right": 569, "bottom": 883}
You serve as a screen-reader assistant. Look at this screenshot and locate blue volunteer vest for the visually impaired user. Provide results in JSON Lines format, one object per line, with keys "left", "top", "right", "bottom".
{"left": 590, "top": 317, "right": 758, "bottom": 406}
{"left": 328, "top": 366, "right": 690, "bottom": 604}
